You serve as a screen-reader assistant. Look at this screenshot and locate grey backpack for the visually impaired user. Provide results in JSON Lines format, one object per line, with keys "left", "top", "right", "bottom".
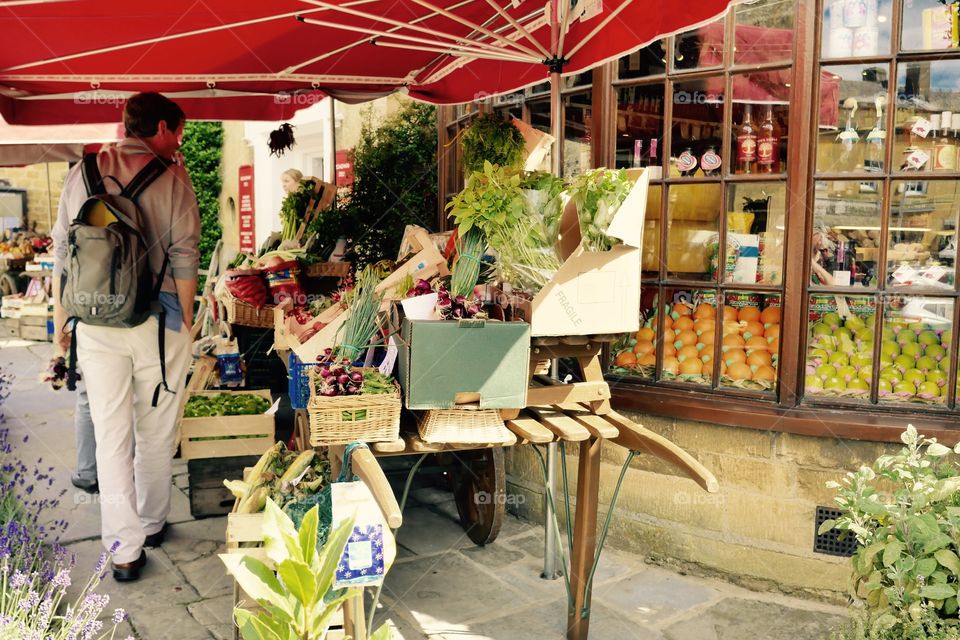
{"left": 62, "top": 153, "right": 173, "bottom": 405}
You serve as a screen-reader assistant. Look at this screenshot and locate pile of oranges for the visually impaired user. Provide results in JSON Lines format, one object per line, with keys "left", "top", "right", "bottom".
{"left": 612, "top": 302, "right": 781, "bottom": 386}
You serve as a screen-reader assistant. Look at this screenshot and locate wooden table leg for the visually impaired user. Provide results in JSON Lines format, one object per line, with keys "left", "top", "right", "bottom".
{"left": 566, "top": 436, "right": 602, "bottom": 640}
{"left": 577, "top": 354, "right": 611, "bottom": 415}
{"left": 342, "top": 592, "right": 367, "bottom": 639}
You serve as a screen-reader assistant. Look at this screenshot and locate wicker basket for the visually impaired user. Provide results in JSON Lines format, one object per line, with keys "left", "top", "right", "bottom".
{"left": 223, "top": 292, "right": 276, "bottom": 328}
{"left": 307, "top": 369, "right": 401, "bottom": 445}
{"left": 417, "top": 408, "right": 514, "bottom": 445}
{"left": 303, "top": 261, "right": 352, "bottom": 279}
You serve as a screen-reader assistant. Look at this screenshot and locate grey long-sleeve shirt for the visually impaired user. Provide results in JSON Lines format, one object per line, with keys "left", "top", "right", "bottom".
{"left": 52, "top": 138, "right": 201, "bottom": 297}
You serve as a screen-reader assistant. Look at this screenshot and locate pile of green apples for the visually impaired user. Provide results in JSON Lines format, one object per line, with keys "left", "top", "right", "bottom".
{"left": 804, "top": 311, "right": 952, "bottom": 403}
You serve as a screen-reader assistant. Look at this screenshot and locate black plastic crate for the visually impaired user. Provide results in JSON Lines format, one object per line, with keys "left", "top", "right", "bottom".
{"left": 187, "top": 455, "right": 260, "bottom": 518}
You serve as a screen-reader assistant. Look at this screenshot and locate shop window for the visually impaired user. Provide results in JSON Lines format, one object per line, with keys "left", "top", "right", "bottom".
{"left": 804, "top": 293, "right": 878, "bottom": 403}
{"left": 719, "top": 291, "right": 781, "bottom": 392}
{"left": 816, "top": 64, "right": 888, "bottom": 174}
{"left": 563, "top": 91, "right": 593, "bottom": 177}
{"left": 822, "top": 0, "right": 893, "bottom": 58}
{"left": 674, "top": 15, "right": 726, "bottom": 71}
{"left": 642, "top": 185, "right": 663, "bottom": 281}
{"left": 900, "top": 0, "right": 955, "bottom": 52}
{"left": 671, "top": 78, "right": 725, "bottom": 178}
{"left": 666, "top": 183, "right": 722, "bottom": 281}
{"left": 730, "top": 73, "right": 790, "bottom": 175}
{"left": 726, "top": 183, "right": 786, "bottom": 286}
{"left": 734, "top": 0, "right": 795, "bottom": 65}
{"left": 810, "top": 180, "right": 882, "bottom": 288}
{"left": 894, "top": 59, "right": 960, "bottom": 170}
{"left": 618, "top": 40, "right": 667, "bottom": 79}
{"left": 615, "top": 85, "right": 665, "bottom": 170}
{"left": 887, "top": 180, "right": 958, "bottom": 291}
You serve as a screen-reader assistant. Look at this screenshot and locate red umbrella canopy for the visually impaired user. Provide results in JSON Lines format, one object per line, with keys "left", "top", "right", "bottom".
{"left": 0, "top": 0, "right": 738, "bottom": 124}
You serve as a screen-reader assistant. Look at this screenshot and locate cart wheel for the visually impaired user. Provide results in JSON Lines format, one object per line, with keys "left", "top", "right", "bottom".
{"left": 452, "top": 447, "right": 505, "bottom": 546}
{"left": 0, "top": 273, "right": 17, "bottom": 297}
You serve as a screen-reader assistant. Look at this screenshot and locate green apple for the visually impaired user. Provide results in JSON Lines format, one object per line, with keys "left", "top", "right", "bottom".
{"left": 807, "top": 348, "right": 829, "bottom": 364}
{"left": 918, "top": 381, "right": 942, "bottom": 397}
{"left": 811, "top": 322, "right": 832, "bottom": 338}
{"left": 828, "top": 352, "right": 849, "bottom": 367}
{"left": 908, "top": 322, "right": 928, "bottom": 334}
{"left": 845, "top": 316, "right": 866, "bottom": 332}
{"left": 836, "top": 365, "right": 858, "bottom": 382}
{"left": 847, "top": 378, "right": 869, "bottom": 393}
{"left": 903, "top": 369, "right": 926, "bottom": 386}
{"left": 878, "top": 378, "right": 893, "bottom": 395}
{"left": 816, "top": 364, "right": 838, "bottom": 380}
{"left": 916, "top": 356, "right": 939, "bottom": 373}
{"left": 821, "top": 312, "right": 842, "bottom": 330}
{"left": 858, "top": 365, "right": 874, "bottom": 382}
{"left": 824, "top": 376, "right": 847, "bottom": 392}
{"left": 881, "top": 341, "right": 901, "bottom": 359}
{"left": 926, "top": 370, "right": 948, "bottom": 387}
{"left": 901, "top": 343, "right": 924, "bottom": 360}
{"left": 894, "top": 354, "right": 915, "bottom": 372}
{"left": 894, "top": 381, "right": 917, "bottom": 395}
{"left": 896, "top": 330, "right": 918, "bottom": 345}
{"left": 855, "top": 328, "right": 875, "bottom": 344}
{"left": 940, "top": 357, "right": 952, "bottom": 373}
{"left": 941, "top": 330, "right": 952, "bottom": 346}
{"left": 918, "top": 331, "right": 941, "bottom": 346}
{"left": 925, "top": 344, "right": 947, "bottom": 362}
{"left": 849, "top": 353, "right": 873, "bottom": 370}
{"left": 881, "top": 327, "right": 895, "bottom": 342}
{"left": 879, "top": 367, "right": 903, "bottom": 383}
{"left": 836, "top": 327, "right": 854, "bottom": 342}
{"left": 805, "top": 374, "right": 824, "bottom": 393}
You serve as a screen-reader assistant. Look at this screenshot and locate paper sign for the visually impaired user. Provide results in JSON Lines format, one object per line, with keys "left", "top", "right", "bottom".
{"left": 906, "top": 148, "right": 930, "bottom": 169}
{"left": 379, "top": 336, "right": 399, "bottom": 376}
{"left": 265, "top": 397, "right": 281, "bottom": 416}
{"left": 922, "top": 265, "right": 951, "bottom": 286}
{"left": 832, "top": 270, "right": 851, "bottom": 286}
{"left": 911, "top": 118, "right": 934, "bottom": 138}
{"left": 892, "top": 264, "right": 920, "bottom": 284}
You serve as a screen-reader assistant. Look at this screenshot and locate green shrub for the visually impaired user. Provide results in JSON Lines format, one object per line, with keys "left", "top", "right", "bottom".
{"left": 181, "top": 121, "right": 224, "bottom": 278}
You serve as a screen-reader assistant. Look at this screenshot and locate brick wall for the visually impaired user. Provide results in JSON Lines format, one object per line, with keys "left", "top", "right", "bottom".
{"left": 0, "top": 162, "right": 71, "bottom": 234}
{"left": 504, "top": 413, "right": 899, "bottom": 602}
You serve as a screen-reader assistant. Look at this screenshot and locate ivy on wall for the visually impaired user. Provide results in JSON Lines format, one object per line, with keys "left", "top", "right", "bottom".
{"left": 180, "top": 121, "right": 224, "bottom": 275}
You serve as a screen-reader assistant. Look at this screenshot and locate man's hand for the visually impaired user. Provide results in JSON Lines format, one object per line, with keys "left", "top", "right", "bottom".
{"left": 55, "top": 328, "right": 72, "bottom": 355}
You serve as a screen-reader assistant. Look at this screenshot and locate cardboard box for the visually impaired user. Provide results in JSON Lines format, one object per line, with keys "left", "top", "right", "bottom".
{"left": 179, "top": 389, "right": 275, "bottom": 460}
{"left": 513, "top": 169, "right": 648, "bottom": 337}
{"left": 398, "top": 317, "right": 530, "bottom": 410}
{"left": 273, "top": 299, "right": 349, "bottom": 363}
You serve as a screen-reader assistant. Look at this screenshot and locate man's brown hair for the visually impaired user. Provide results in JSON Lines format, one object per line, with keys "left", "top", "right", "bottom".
{"left": 123, "top": 92, "right": 185, "bottom": 138}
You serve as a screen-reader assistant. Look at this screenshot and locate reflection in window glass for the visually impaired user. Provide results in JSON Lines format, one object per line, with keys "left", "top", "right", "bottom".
{"left": 817, "top": 65, "right": 888, "bottom": 174}
{"left": 805, "top": 294, "right": 877, "bottom": 401}
{"left": 810, "top": 180, "right": 882, "bottom": 288}
{"left": 900, "top": 0, "right": 957, "bottom": 51}
{"left": 880, "top": 295, "right": 953, "bottom": 405}
{"left": 528, "top": 100, "right": 553, "bottom": 170}
{"left": 671, "top": 78, "right": 724, "bottom": 178}
{"left": 563, "top": 92, "right": 592, "bottom": 177}
{"left": 735, "top": 0, "right": 795, "bottom": 65}
{"left": 615, "top": 85, "right": 665, "bottom": 171}
{"left": 563, "top": 72, "right": 592, "bottom": 89}
{"left": 887, "top": 180, "right": 958, "bottom": 290}
{"left": 822, "top": 0, "right": 892, "bottom": 58}
{"left": 642, "top": 186, "right": 663, "bottom": 280}
{"left": 720, "top": 292, "right": 781, "bottom": 391}
{"left": 618, "top": 41, "right": 667, "bottom": 79}
{"left": 609, "top": 288, "right": 661, "bottom": 380}
{"left": 663, "top": 288, "right": 718, "bottom": 385}
{"left": 895, "top": 60, "right": 960, "bottom": 171}
{"left": 667, "top": 183, "right": 722, "bottom": 281}
{"left": 731, "top": 73, "right": 790, "bottom": 174}
{"left": 675, "top": 16, "right": 725, "bottom": 71}
{"left": 726, "top": 183, "right": 786, "bottom": 285}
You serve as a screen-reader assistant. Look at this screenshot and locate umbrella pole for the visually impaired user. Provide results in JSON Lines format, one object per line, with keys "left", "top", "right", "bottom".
{"left": 550, "top": 70, "right": 562, "bottom": 176}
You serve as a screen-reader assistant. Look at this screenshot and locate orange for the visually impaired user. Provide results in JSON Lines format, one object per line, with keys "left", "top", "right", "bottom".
{"left": 761, "top": 307, "right": 781, "bottom": 325}
{"left": 677, "top": 344, "right": 700, "bottom": 361}
{"left": 662, "top": 314, "right": 673, "bottom": 330}
{"left": 765, "top": 325, "right": 781, "bottom": 342}
{"left": 720, "top": 360, "right": 727, "bottom": 376}
{"left": 693, "top": 304, "right": 716, "bottom": 320}
{"left": 727, "top": 362, "right": 753, "bottom": 380}
{"left": 662, "top": 342, "right": 677, "bottom": 357}
{"left": 662, "top": 328, "right": 676, "bottom": 345}
{"left": 738, "top": 306, "right": 761, "bottom": 323}
{"left": 679, "top": 358, "right": 703, "bottom": 375}
{"left": 694, "top": 318, "right": 715, "bottom": 336}
{"left": 768, "top": 338, "right": 780, "bottom": 354}
{"left": 673, "top": 316, "right": 695, "bottom": 332}
{"left": 699, "top": 331, "right": 715, "bottom": 346}
{"left": 722, "top": 333, "right": 745, "bottom": 349}
{"left": 741, "top": 322, "right": 765, "bottom": 339}
{"left": 722, "top": 307, "right": 738, "bottom": 321}
{"left": 676, "top": 330, "right": 698, "bottom": 347}
{"left": 662, "top": 356, "right": 679, "bottom": 375}
{"left": 753, "top": 364, "right": 777, "bottom": 381}
{"left": 745, "top": 335, "right": 769, "bottom": 351}
{"left": 723, "top": 349, "right": 747, "bottom": 366}
{"left": 614, "top": 351, "right": 638, "bottom": 368}
{"left": 633, "top": 340, "right": 655, "bottom": 356}
{"left": 723, "top": 321, "right": 743, "bottom": 336}
{"left": 672, "top": 302, "right": 692, "bottom": 316}
{"left": 638, "top": 353, "right": 656, "bottom": 366}
{"left": 637, "top": 327, "right": 656, "bottom": 342}
{"left": 746, "top": 350, "right": 773, "bottom": 367}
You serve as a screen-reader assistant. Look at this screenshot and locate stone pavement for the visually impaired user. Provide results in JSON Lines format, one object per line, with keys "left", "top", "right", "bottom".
{"left": 2, "top": 340, "right": 850, "bottom": 639}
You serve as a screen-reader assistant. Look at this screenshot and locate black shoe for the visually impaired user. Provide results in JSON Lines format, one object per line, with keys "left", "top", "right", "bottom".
{"left": 112, "top": 551, "right": 147, "bottom": 582}
{"left": 143, "top": 523, "right": 169, "bottom": 548}
{"left": 70, "top": 476, "right": 99, "bottom": 494}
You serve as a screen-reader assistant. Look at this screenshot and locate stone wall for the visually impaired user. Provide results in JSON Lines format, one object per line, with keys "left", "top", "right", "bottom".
{"left": 218, "top": 122, "right": 254, "bottom": 260}
{"left": 504, "top": 412, "right": 900, "bottom": 602}
{"left": 0, "top": 162, "right": 71, "bottom": 233}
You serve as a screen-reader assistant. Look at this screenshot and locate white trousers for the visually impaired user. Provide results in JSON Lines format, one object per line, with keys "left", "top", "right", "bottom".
{"left": 77, "top": 316, "right": 191, "bottom": 564}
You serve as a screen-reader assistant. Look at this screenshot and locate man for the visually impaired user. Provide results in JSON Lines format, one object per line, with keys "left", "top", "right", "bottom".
{"left": 52, "top": 92, "right": 200, "bottom": 582}
{"left": 71, "top": 379, "right": 98, "bottom": 494}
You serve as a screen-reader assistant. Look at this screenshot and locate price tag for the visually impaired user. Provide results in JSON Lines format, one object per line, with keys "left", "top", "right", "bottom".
{"left": 891, "top": 264, "right": 920, "bottom": 284}
{"left": 379, "top": 336, "right": 399, "bottom": 376}
{"left": 911, "top": 118, "right": 934, "bottom": 138}
{"left": 922, "top": 265, "right": 950, "bottom": 284}
{"left": 906, "top": 148, "right": 930, "bottom": 169}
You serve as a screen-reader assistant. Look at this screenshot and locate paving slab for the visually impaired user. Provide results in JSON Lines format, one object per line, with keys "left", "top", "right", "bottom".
{"left": 180, "top": 549, "right": 234, "bottom": 600}
{"left": 394, "top": 506, "right": 475, "bottom": 556}
{"left": 161, "top": 517, "right": 228, "bottom": 563}
{"left": 188, "top": 594, "right": 236, "bottom": 640}
{"left": 662, "top": 597, "right": 846, "bottom": 640}
{"left": 593, "top": 565, "right": 721, "bottom": 626}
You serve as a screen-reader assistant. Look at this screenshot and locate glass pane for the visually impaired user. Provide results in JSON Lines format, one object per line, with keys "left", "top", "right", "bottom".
{"left": 822, "top": 0, "right": 893, "bottom": 58}
{"left": 895, "top": 60, "right": 960, "bottom": 173}
{"left": 674, "top": 16, "right": 725, "bottom": 71}
{"left": 734, "top": 0, "right": 795, "bottom": 65}
{"left": 671, "top": 78, "right": 725, "bottom": 178}
{"left": 642, "top": 185, "right": 663, "bottom": 280}
{"left": 725, "top": 182, "right": 786, "bottom": 285}
{"left": 887, "top": 180, "right": 959, "bottom": 290}
{"left": 817, "top": 65, "right": 889, "bottom": 174}
{"left": 879, "top": 295, "right": 953, "bottom": 405}
{"left": 619, "top": 40, "right": 667, "bottom": 79}
{"left": 667, "top": 183, "right": 722, "bottom": 281}
{"left": 563, "top": 92, "right": 592, "bottom": 177}
{"left": 720, "top": 292, "right": 781, "bottom": 391}
{"left": 530, "top": 82, "right": 550, "bottom": 94}
{"left": 731, "top": 73, "right": 790, "bottom": 175}
{"left": 805, "top": 294, "right": 877, "bottom": 401}
{"left": 564, "top": 72, "right": 592, "bottom": 89}
{"left": 811, "top": 180, "right": 882, "bottom": 288}
{"left": 901, "top": 0, "right": 958, "bottom": 51}
{"left": 615, "top": 85, "right": 665, "bottom": 171}
{"left": 662, "top": 288, "right": 718, "bottom": 385}
{"left": 610, "top": 288, "right": 660, "bottom": 380}
{"left": 528, "top": 100, "right": 553, "bottom": 170}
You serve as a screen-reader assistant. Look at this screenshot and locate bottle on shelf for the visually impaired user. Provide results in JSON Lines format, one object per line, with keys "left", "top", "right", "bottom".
{"left": 861, "top": 95, "right": 885, "bottom": 193}
{"left": 837, "top": 97, "right": 859, "bottom": 172}
{"left": 757, "top": 105, "right": 781, "bottom": 174}
{"left": 934, "top": 111, "right": 957, "bottom": 171}
{"left": 736, "top": 104, "right": 758, "bottom": 174}
{"left": 678, "top": 147, "right": 698, "bottom": 176}
{"left": 632, "top": 139, "right": 644, "bottom": 169}
{"left": 648, "top": 138, "right": 662, "bottom": 179}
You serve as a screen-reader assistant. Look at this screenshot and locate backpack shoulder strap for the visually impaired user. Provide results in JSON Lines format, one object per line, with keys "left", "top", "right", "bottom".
{"left": 81, "top": 153, "right": 105, "bottom": 197}
{"left": 122, "top": 157, "right": 172, "bottom": 202}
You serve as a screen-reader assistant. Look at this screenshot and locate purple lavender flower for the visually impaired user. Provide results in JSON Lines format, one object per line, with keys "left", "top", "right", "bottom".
{"left": 10, "top": 571, "right": 26, "bottom": 588}
{"left": 52, "top": 569, "right": 71, "bottom": 588}
{"left": 112, "top": 608, "right": 127, "bottom": 623}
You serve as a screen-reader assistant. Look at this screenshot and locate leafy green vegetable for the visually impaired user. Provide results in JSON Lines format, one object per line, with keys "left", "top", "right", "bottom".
{"left": 183, "top": 393, "right": 272, "bottom": 418}
{"left": 461, "top": 113, "right": 525, "bottom": 174}
{"left": 567, "top": 169, "right": 633, "bottom": 252}
{"left": 280, "top": 179, "right": 317, "bottom": 242}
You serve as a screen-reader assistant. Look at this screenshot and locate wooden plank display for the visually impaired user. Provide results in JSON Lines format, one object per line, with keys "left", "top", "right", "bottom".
{"left": 179, "top": 389, "right": 275, "bottom": 460}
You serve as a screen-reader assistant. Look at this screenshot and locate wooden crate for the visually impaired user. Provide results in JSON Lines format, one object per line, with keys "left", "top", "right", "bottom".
{"left": 19, "top": 324, "right": 50, "bottom": 342}
{"left": 179, "top": 390, "right": 276, "bottom": 460}
{"left": 0, "top": 318, "right": 18, "bottom": 338}
{"left": 187, "top": 455, "right": 260, "bottom": 518}
{"left": 19, "top": 315, "right": 48, "bottom": 327}
{"left": 303, "top": 261, "right": 351, "bottom": 279}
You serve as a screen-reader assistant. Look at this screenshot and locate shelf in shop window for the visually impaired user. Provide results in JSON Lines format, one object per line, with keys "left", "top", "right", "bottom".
{"left": 724, "top": 172, "right": 788, "bottom": 182}
{"left": 661, "top": 175, "right": 722, "bottom": 185}
{"left": 807, "top": 285, "right": 879, "bottom": 295}
{"left": 818, "top": 54, "right": 892, "bottom": 65}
